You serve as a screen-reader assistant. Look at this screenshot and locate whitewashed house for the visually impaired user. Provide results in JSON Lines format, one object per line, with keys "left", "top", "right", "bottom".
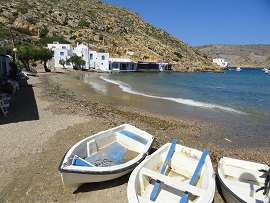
{"left": 47, "top": 42, "right": 73, "bottom": 69}
{"left": 73, "top": 43, "right": 90, "bottom": 70}
{"left": 109, "top": 58, "right": 136, "bottom": 71}
{"left": 213, "top": 58, "right": 228, "bottom": 67}
{"left": 89, "top": 51, "right": 110, "bottom": 71}
{"left": 47, "top": 42, "right": 111, "bottom": 71}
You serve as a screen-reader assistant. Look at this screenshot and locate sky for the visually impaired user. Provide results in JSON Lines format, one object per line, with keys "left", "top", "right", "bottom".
{"left": 102, "top": 0, "right": 270, "bottom": 46}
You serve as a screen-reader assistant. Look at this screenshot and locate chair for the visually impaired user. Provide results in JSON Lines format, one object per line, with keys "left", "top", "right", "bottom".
{"left": 7, "top": 80, "right": 19, "bottom": 92}
{"left": 0, "top": 93, "right": 10, "bottom": 117}
{"left": 0, "top": 93, "right": 11, "bottom": 102}
{"left": 0, "top": 99, "right": 9, "bottom": 117}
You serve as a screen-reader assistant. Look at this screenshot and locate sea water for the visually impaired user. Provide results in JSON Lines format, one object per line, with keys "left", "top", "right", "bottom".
{"left": 102, "top": 68, "right": 270, "bottom": 120}
{"left": 81, "top": 68, "right": 270, "bottom": 147}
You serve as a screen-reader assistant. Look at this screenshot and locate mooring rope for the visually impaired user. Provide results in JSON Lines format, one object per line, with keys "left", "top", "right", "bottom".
{"left": 256, "top": 166, "right": 270, "bottom": 196}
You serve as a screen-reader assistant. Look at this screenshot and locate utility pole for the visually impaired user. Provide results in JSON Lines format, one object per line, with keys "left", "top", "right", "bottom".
{"left": 8, "top": 27, "right": 18, "bottom": 61}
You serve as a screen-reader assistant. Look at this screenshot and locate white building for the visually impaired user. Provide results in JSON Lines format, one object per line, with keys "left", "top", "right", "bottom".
{"left": 90, "top": 51, "right": 110, "bottom": 71}
{"left": 47, "top": 43, "right": 73, "bottom": 69}
{"left": 137, "top": 61, "right": 169, "bottom": 71}
{"left": 73, "top": 43, "right": 89, "bottom": 69}
{"left": 213, "top": 58, "right": 228, "bottom": 67}
{"left": 109, "top": 58, "right": 136, "bottom": 71}
{"left": 47, "top": 42, "right": 111, "bottom": 71}
{"left": 47, "top": 42, "right": 170, "bottom": 72}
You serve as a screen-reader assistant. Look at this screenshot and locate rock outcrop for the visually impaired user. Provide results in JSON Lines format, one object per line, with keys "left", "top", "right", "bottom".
{"left": 12, "top": 17, "right": 39, "bottom": 36}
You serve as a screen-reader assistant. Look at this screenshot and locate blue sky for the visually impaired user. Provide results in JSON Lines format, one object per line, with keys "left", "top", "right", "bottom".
{"left": 102, "top": 0, "right": 270, "bottom": 46}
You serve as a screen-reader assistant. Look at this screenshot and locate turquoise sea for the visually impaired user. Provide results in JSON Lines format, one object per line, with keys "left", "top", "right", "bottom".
{"left": 102, "top": 68, "right": 270, "bottom": 120}
{"left": 82, "top": 68, "right": 270, "bottom": 147}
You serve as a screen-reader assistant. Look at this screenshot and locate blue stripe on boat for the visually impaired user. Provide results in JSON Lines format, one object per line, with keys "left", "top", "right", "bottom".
{"left": 119, "top": 130, "right": 148, "bottom": 145}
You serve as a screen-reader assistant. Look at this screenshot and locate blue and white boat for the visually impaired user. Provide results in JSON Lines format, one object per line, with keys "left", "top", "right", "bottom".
{"left": 59, "top": 124, "right": 154, "bottom": 188}
{"left": 127, "top": 140, "right": 215, "bottom": 203}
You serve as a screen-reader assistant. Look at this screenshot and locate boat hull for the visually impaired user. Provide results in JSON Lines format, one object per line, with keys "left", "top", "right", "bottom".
{"left": 127, "top": 143, "right": 215, "bottom": 203}
{"left": 60, "top": 167, "right": 134, "bottom": 188}
{"left": 217, "top": 157, "right": 270, "bottom": 203}
{"left": 59, "top": 124, "right": 154, "bottom": 188}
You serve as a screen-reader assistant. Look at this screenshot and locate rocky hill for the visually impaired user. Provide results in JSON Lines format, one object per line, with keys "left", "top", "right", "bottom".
{"left": 0, "top": 0, "right": 217, "bottom": 71}
{"left": 196, "top": 44, "right": 270, "bottom": 68}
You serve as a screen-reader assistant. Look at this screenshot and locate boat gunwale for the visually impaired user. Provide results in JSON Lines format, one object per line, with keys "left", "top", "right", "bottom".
{"left": 58, "top": 152, "right": 148, "bottom": 175}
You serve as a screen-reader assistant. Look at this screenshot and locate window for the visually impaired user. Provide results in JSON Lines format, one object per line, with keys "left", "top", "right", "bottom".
{"left": 62, "top": 46, "right": 66, "bottom": 49}
{"left": 60, "top": 52, "right": 64, "bottom": 56}
{"left": 101, "top": 55, "right": 105, "bottom": 60}
{"left": 90, "top": 54, "right": 93, "bottom": 60}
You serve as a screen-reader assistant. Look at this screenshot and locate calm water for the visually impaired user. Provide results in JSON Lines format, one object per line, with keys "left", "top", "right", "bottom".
{"left": 102, "top": 68, "right": 270, "bottom": 121}
{"left": 81, "top": 68, "right": 270, "bottom": 147}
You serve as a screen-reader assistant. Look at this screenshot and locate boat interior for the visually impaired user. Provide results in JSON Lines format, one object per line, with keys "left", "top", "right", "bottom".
{"left": 70, "top": 129, "right": 148, "bottom": 167}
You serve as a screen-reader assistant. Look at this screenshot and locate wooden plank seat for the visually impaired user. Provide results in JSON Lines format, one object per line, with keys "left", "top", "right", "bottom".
{"left": 226, "top": 178, "right": 263, "bottom": 191}
{"left": 140, "top": 167, "right": 206, "bottom": 197}
{"left": 117, "top": 130, "right": 148, "bottom": 145}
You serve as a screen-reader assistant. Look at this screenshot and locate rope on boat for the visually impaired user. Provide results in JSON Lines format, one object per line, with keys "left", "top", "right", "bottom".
{"left": 91, "top": 158, "right": 119, "bottom": 167}
{"left": 256, "top": 166, "right": 270, "bottom": 196}
{"left": 66, "top": 155, "right": 120, "bottom": 167}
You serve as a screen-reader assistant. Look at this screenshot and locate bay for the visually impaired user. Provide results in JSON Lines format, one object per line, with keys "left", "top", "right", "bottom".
{"left": 102, "top": 68, "right": 270, "bottom": 120}
{"left": 81, "top": 68, "right": 270, "bottom": 148}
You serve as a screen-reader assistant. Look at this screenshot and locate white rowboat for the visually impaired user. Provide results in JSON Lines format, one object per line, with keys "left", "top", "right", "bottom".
{"left": 127, "top": 140, "right": 215, "bottom": 203}
{"left": 217, "top": 157, "right": 270, "bottom": 203}
{"left": 236, "top": 67, "right": 242, "bottom": 71}
{"left": 59, "top": 124, "right": 154, "bottom": 188}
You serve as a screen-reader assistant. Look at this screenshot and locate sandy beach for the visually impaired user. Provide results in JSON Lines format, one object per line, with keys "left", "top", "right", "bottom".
{"left": 0, "top": 69, "right": 269, "bottom": 203}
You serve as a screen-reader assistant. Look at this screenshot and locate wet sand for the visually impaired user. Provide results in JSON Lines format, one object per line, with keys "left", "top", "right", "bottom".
{"left": 0, "top": 69, "right": 269, "bottom": 203}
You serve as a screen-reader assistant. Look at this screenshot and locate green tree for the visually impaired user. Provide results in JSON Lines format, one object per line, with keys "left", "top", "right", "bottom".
{"left": 37, "top": 47, "right": 54, "bottom": 72}
{"left": 59, "top": 59, "right": 66, "bottom": 70}
{"left": 17, "top": 44, "right": 36, "bottom": 70}
{"left": 68, "top": 54, "right": 84, "bottom": 70}
{"left": 1, "top": 45, "right": 14, "bottom": 57}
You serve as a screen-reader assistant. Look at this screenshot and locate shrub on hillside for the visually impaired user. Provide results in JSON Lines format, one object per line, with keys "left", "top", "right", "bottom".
{"left": 78, "top": 19, "right": 90, "bottom": 27}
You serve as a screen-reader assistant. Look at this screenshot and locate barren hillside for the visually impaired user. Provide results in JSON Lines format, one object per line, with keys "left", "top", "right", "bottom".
{"left": 196, "top": 44, "right": 270, "bottom": 68}
{"left": 0, "top": 0, "right": 216, "bottom": 70}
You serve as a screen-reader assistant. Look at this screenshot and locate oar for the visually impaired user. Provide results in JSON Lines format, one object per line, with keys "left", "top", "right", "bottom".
{"left": 150, "top": 139, "right": 177, "bottom": 201}
{"left": 179, "top": 149, "right": 208, "bottom": 203}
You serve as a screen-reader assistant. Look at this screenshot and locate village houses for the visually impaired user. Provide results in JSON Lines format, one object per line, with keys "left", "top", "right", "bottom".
{"left": 47, "top": 42, "right": 170, "bottom": 72}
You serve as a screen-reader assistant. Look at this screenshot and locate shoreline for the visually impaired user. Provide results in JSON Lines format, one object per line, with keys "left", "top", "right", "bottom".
{"left": 0, "top": 69, "right": 269, "bottom": 203}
